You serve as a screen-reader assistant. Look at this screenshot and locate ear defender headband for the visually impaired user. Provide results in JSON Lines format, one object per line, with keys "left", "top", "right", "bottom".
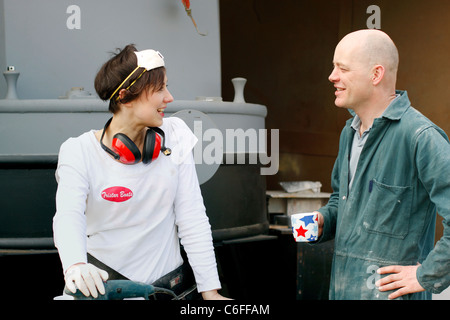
{"left": 109, "top": 49, "right": 165, "bottom": 101}
{"left": 100, "top": 117, "right": 172, "bottom": 165}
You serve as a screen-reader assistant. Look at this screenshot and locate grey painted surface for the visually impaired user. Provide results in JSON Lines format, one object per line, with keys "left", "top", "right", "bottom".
{"left": 0, "top": 0, "right": 221, "bottom": 100}
{"left": 0, "top": 99, "right": 267, "bottom": 155}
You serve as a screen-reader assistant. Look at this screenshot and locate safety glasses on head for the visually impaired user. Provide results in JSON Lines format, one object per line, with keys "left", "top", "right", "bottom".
{"left": 109, "top": 49, "right": 165, "bottom": 101}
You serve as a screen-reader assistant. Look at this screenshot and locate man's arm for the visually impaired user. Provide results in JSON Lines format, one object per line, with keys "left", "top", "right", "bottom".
{"left": 377, "top": 127, "right": 450, "bottom": 298}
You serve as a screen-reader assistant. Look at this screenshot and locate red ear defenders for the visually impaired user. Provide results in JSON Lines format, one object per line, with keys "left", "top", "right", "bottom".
{"left": 100, "top": 117, "right": 171, "bottom": 164}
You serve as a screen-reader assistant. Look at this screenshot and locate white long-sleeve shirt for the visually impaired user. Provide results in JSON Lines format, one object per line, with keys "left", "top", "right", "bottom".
{"left": 53, "top": 117, "right": 221, "bottom": 292}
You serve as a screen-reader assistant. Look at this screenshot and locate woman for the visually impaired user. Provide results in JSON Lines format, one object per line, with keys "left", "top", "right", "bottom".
{"left": 53, "top": 44, "right": 226, "bottom": 300}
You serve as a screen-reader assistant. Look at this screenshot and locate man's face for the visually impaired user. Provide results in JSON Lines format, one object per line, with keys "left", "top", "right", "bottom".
{"left": 328, "top": 41, "right": 373, "bottom": 110}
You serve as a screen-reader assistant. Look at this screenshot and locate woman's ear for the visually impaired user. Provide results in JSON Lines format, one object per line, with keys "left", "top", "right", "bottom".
{"left": 118, "top": 89, "right": 127, "bottom": 100}
{"left": 117, "top": 89, "right": 133, "bottom": 108}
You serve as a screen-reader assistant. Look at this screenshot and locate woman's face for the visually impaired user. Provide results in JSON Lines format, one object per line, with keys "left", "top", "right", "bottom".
{"left": 131, "top": 75, "right": 173, "bottom": 127}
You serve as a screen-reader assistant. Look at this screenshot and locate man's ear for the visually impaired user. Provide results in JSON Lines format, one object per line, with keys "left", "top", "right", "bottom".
{"left": 372, "top": 64, "right": 385, "bottom": 86}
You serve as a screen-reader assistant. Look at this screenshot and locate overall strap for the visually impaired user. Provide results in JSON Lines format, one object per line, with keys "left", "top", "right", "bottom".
{"left": 87, "top": 253, "right": 129, "bottom": 280}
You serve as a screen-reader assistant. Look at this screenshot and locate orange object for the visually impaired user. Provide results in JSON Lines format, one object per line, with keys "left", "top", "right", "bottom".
{"left": 182, "top": 0, "right": 190, "bottom": 9}
{"left": 181, "top": 0, "right": 206, "bottom": 36}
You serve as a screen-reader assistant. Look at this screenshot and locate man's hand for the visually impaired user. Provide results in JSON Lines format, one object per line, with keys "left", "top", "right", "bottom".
{"left": 314, "top": 211, "right": 324, "bottom": 237}
{"left": 376, "top": 264, "right": 425, "bottom": 299}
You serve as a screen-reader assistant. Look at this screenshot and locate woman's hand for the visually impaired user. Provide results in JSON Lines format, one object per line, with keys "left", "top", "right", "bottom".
{"left": 65, "top": 263, "right": 109, "bottom": 298}
{"left": 201, "top": 289, "right": 232, "bottom": 300}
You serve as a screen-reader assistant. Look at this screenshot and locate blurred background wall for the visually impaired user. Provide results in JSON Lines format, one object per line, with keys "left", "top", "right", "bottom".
{"left": 220, "top": 0, "right": 450, "bottom": 241}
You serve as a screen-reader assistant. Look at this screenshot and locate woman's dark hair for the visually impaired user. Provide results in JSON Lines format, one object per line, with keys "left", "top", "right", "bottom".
{"left": 94, "top": 44, "right": 166, "bottom": 113}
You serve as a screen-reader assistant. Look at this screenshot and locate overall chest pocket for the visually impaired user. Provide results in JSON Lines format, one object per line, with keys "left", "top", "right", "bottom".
{"left": 363, "top": 179, "right": 412, "bottom": 239}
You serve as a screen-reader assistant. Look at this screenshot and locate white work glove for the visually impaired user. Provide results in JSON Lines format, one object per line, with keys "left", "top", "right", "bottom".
{"left": 65, "top": 263, "right": 109, "bottom": 298}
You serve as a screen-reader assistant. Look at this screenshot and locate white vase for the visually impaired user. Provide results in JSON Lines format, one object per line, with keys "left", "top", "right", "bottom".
{"left": 232, "top": 77, "right": 247, "bottom": 103}
{"left": 3, "top": 68, "right": 20, "bottom": 99}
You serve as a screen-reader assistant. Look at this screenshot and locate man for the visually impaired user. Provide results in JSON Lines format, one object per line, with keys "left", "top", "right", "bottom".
{"left": 315, "top": 29, "right": 450, "bottom": 299}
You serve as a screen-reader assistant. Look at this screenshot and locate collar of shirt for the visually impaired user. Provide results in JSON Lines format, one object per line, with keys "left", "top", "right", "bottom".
{"left": 350, "top": 93, "right": 401, "bottom": 136}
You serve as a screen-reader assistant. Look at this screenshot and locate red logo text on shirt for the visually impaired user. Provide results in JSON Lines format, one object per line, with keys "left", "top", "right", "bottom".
{"left": 101, "top": 186, "right": 133, "bottom": 202}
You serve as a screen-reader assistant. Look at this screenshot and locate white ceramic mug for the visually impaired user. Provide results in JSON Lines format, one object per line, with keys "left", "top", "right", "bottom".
{"left": 291, "top": 212, "right": 319, "bottom": 242}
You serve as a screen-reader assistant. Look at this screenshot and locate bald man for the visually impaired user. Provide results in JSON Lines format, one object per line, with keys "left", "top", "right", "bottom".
{"left": 314, "top": 30, "right": 450, "bottom": 300}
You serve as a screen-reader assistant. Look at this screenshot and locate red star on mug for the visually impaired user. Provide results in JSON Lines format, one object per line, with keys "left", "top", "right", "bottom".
{"left": 295, "top": 225, "right": 307, "bottom": 238}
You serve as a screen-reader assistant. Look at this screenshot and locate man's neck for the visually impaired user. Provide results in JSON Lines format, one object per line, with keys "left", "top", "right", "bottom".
{"left": 354, "top": 93, "right": 397, "bottom": 136}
